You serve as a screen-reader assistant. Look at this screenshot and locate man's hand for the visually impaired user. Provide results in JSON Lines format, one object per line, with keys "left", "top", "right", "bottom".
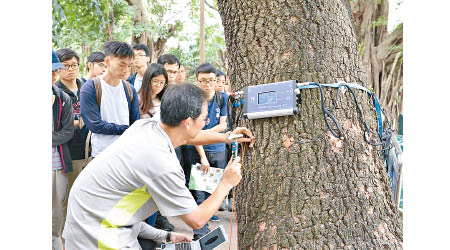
{"left": 52, "top": 95, "right": 55, "bottom": 105}
{"left": 230, "top": 127, "right": 256, "bottom": 147}
{"left": 221, "top": 156, "right": 242, "bottom": 190}
{"left": 200, "top": 157, "right": 210, "bottom": 174}
{"left": 170, "top": 232, "right": 192, "bottom": 243}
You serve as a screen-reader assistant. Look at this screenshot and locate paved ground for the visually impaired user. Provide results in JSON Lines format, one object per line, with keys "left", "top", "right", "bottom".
{"left": 166, "top": 210, "right": 238, "bottom": 250}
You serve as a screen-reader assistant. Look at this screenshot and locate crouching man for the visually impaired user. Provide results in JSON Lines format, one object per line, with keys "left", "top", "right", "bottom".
{"left": 63, "top": 83, "right": 255, "bottom": 249}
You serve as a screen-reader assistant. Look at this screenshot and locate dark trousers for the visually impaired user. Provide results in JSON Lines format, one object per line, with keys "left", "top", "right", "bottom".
{"left": 138, "top": 238, "right": 157, "bottom": 250}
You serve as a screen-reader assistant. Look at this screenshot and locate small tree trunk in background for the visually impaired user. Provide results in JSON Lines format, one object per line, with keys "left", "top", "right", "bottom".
{"left": 81, "top": 43, "right": 91, "bottom": 76}
{"left": 108, "top": 0, "right": 115, "bottom": 41}
{"left": 200, "top": 0, "right": 205, "bottom": 64}
{"left": 218, "top": 0, "right": 402, "bottom": 249}
{"left": 125, "top": 0, "right": 176, "bottom": 62}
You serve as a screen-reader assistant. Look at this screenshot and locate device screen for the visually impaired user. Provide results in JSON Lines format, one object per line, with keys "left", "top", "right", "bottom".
{"left": 258, "top": 91, "right": 276, "bottom": 104}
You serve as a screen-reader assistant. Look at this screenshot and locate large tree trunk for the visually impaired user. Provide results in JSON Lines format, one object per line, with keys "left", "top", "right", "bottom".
{"left": 218, "top": 0, "right": 402, "bottom": 249}
{"left": 125, "top": 0, "right": 176, "bottom": 62}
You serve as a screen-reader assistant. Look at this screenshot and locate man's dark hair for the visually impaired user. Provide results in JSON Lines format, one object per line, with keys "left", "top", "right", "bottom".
{"left": 215, "top": 69, "right": 226, "bottom": 79}
{"left": 56, "top": 48, "right": 80, "bottom": 63}
{"left": 87, "top": 52, "right": 105, "bottom": 63}
{"left": 140, "top": 63, "right": 168, "bottom": 115}
{"left": 104, "top": 41, "right": 134, "bottom": 58}
{"left": 157, "top": 54, "right": 181, "bottom": 68}
{"left": 160, "top": 83, "right": 207, "bottom": 126}
{"left": 195, "top": 63, "right": 216, "bottom": 77}
{"left": 133, "top": 44, "right": 150, "bottom": 57}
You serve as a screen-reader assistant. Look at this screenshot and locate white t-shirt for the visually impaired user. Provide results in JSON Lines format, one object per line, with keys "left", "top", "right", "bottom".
{"left": 140, "top": 98, "right": 161, "bottom": 122}
{"left": 63, "top": 120, "right": 197, "bottom": 250}
{"left": 91, "top": 77, "right": 130, "bottom": 157}
{"left": 150, "top": 99, "right": 161, "bottom": 121}
{"left": 134, "top": 76, "right": 143, "bottom": 93}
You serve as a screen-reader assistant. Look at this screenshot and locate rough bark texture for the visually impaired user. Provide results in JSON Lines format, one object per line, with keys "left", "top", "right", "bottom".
{"left": 351, "top": 0, "right": 403, "bottom": 128}
{"left": 217, "top": 0, "right": 402, "bottom": 249}
{"left": 125, "top": 0, "right": 176, "bottom": 62}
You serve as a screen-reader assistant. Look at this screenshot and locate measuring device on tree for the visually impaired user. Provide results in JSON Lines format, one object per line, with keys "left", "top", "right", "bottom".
{"left": 230, "top": 80, "right": 392, "bottom": 152}
{"left": 234, "top": 80, "right": 300, "bottom": 120}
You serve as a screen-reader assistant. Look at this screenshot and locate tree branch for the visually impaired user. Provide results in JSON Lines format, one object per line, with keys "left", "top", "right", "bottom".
{"left": 205, "top": 0, "right": 218, "bottom": 12}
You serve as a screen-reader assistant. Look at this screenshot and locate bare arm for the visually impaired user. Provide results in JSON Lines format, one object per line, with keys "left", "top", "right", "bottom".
{"left": 179, "top": 157, "right": 241, "bottom": 229}
{"left": 187, "top": 127, "right": 256, "bottom": 147}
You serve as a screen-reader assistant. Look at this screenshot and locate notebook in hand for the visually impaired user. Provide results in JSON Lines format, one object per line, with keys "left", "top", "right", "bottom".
{"left": 161, "top": 225, "right": 228, "bottom": 250}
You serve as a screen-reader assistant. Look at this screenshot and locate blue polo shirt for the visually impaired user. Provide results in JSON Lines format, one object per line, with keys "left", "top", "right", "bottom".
{"left": 202, "top": 92, "right": 228, "bottom": 153}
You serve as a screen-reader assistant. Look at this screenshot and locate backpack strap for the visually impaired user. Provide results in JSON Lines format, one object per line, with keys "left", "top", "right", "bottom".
{"left": 85, "top": 130, "right": 92, "bottom": 159}
{"left": 93, "top": 77, "right": 102, "bottom": 108}
{"left": 215, "top": 91, "right": 223, "bottom": 110}
{"left": 123, "top": 80, "right": 134, "bottom": 102}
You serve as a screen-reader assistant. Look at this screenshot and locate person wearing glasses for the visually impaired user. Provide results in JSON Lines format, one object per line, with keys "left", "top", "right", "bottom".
{"left": 175, "top": 64, "right": 188, "bottom": 84}
{"left": 183, "top": 63, "right": 229, "bottom": 240}
{"left": 157, "top": 54, "right": 181, "bottom": 85}
{"left": 81, "top": 52, "right": 106, "bottom": 83}
{"left": 52, "top": 50, "right": 74, "bottom": 250}
{"left": 128, "top": 44, "right": 151, "bottom": 92}
{"left": 55, "top": 49, "right": 87, "bottom": 213}
{"left": 63, "top": 83, "right": 254, "bottom": 250}
{"left": 139, "top": 63, "right": 168, "bottom": 121}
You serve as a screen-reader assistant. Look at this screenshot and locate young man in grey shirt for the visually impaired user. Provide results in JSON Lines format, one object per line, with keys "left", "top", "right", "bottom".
{"left": 63, "top": 83, "right": 255, "bottom": 249}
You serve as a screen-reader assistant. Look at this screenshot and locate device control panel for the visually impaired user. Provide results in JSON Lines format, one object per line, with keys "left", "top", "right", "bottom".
{"left": 243, "top": 80, "right": 299, "bottom": 119}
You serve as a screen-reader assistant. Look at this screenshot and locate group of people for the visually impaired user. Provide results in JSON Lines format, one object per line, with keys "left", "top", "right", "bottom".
{"left": 51, "top": 41, "right": 254, "bottom": 250}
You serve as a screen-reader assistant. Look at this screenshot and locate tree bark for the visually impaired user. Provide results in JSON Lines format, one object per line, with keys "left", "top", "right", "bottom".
{"left": 125, "top": 0, "right": 176, "bottom": 62}
{"left": 218, "top": 0, "right": 402, "bottom": 249}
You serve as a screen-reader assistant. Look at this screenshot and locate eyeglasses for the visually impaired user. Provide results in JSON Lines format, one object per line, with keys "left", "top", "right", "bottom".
{"left": 151, "top": 80, "right": 166, "bottom": 87}
{"left": 135, "top": 54, "right": 148, "bottom": 58}
{"left": 198, "top": 79, "right": 216, "bottom": 86}
{"left": 62, "top": 64, "right": 79, "bottom": 70}
{"left": 166, "top": 70, "right": 178, "bottom": 75}
{"left": 195, "top": 117, "right": 210, "bottom": 126}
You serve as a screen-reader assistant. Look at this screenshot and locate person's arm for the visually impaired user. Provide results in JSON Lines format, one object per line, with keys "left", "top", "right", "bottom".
{"left": 195, "top": 145, "right": 210, "bottom": 174}
{"left": 205, "top": 116, "right": 227, "bottom": 133}
{"left": 137, "top": 222, "right": 191, "bottom": 243}
{"left": 179, "top": 157, "right": 241, "bottom": 229}
{"left": 80, "top": 80, "right": 129, "bottom": 135}
{"left": 52, "top": 93, "right": 74, "bottom": 147}
{"left": 186, "top": 127, "right": 256, "bottom": 147}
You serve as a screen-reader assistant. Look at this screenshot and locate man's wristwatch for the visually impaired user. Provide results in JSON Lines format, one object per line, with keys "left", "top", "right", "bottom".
{"left": 166, "top": 232, "right": 171, "bottom": 242}
{"left": 225, "top": 131, "right": 232, "bottom": 145}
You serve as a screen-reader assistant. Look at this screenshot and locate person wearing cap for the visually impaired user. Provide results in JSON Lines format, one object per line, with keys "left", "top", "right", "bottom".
{"left": 52, "top": 50, "right": 74, "bottom": 250}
